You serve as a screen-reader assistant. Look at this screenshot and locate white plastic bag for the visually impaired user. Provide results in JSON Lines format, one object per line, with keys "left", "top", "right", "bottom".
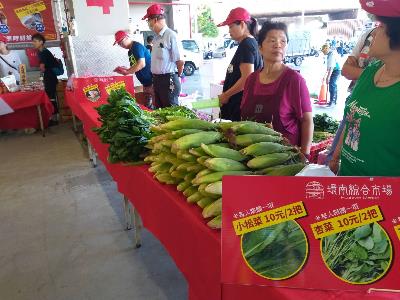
{"left": 296, "top": 164, "right": 335, "bottom": 177}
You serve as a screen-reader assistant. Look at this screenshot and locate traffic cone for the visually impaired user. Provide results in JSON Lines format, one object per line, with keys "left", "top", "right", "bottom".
{"left": 317, "top": 79, "right": 328, "bottom": 105}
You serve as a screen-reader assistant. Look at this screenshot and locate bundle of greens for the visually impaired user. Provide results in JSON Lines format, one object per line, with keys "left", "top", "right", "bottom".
{"left": 241, "top": 221, "right": 307, "bottom": 279}
{"left": 146, "top": 106, "right": 198, "bottom": 124}
{"left": 93, "top": 89, "right": 153, "bottom": 163}
{"left": 313, "top": 113, "right": 340, "bottom": 134}
{"left": 322, "top": 223, "right": 392, "bottom": 284}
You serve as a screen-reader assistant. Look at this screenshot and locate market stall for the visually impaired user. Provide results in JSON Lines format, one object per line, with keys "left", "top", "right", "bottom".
{"left": 64, "top": 83, "right": 400, "bottom": 300}
{"left": 0, "top": 89, "right": 53, "bottom": 135}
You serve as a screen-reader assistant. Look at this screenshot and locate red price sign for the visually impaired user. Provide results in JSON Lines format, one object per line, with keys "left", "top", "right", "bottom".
{"left": 222, "top": 176, "right": 400, "bottom": 295}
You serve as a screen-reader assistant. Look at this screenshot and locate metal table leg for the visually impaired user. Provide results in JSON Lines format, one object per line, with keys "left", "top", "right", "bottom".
{"left": 87, "top": 141, "right": 97, "bottom": 167}
{"left": 36, "top": 105, "right": 45, "bottom": 137}
{"left": 133, "top": 207, "right": 142, "bottom": 248}
{"left": 72, "top": 114, "right": 78, "bottom": 132}
{"left": 123, "top": 196, "right": 133, "bottom": 230}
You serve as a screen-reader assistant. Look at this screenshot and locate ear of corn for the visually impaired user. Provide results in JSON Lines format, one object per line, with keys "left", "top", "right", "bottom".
{"left": 205, "top": 181, "right": 222, "bottom": 195}
{"left": 172, "top": 131, "right": 223, "bottom": 151}
{"left": 207, "top": 215, "right": 222, "bottom": 229}
{"left": 233, "top": 134, "right": 282, "bottom": 147}
{"left": 241, "top": 142, "right": 295, "bottom": 156}
{"left": 204, "top": 158, "right": 248, "bottom": 172}
{"left": 177, "top": 181, "right": 191, "bottom": 192}
{"left": 161, "top": 119, "right": 218, "bottom": 131}
{"left": 261, "top": 163, "right": 306, "bottom": 176}
{"left": 232, "top": 122, "right": 280, "bottom": 136}
{"left": 171, "top": 170, "right": 187, "bottom": 179}
{"left": 184, "top": 172, "right": 197, "bottom": 182}
{"left": 187, "top": 192, "right": 204, "bottom": 203}
{"left": 197, "top": 197, "right": 216, "bottom": 209}
{"left": 156, "top": 174, "right": 180, "bottom": 185}
{"left": 177, "top": 162, "right": 197, "bottom": 171}
{"left": 201, "top": 143, "right": 247, "bottom": 161}
{"left": 195, "top": 168, "right": 214, "bottom": 179}
{"left": 149, "top": 162, "right": 172, "bottom": 173}
{"left": 197, "top": 156, "right": 211, "bottom": 166}
{"left": 247, "top": 152, "right": 292, "bottom": 169}
{"left": 170, "top": 129, "right": 202, "bottom": 139}
{"left": 186, "top": 164, "right": 205, "bottom": 173}
{"left": 189, "top": 147, "right": 208, "bottom": 157}
{"left": 183, "top": 186, "right": 198, "bottom": 197}
{"left": 202, "top": 198, "right": 222, "bottom": 218}
{"left": 193, "top": 171, "right": 253, "bottom": 185}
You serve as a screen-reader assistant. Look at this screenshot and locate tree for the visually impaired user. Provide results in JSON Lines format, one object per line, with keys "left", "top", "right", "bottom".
{"left": 197, "top": 6, "right": 218, "bottom": 38}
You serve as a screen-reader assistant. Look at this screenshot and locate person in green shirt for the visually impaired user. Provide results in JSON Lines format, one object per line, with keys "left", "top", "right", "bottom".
{"left": 329, "top": 1, "right": 400, "bottom": 176}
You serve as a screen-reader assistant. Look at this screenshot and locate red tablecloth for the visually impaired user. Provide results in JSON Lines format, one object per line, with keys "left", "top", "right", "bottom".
{"left": 0, "top": 91, "right": 53, "bottom": 130}
{"left": 65, "top": 91, "right": 400, "bottom": 300}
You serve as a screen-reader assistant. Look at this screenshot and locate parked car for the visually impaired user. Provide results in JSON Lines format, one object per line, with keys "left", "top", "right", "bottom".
{"left": 212, "top": 47, "right": 226, "bottom": 58}
{"left": 181, "top": 39, "right": 203, "bottom": 76}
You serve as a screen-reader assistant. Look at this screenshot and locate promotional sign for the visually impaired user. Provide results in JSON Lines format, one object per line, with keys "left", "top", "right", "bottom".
{"left": 73, "top": 76, "right": 134, "bottom": 105}
{"left": 222, "top": 176, "right": 400, "bottom": 293}
{"left": 0, "top": 0, "right": 58, "bottom": 46}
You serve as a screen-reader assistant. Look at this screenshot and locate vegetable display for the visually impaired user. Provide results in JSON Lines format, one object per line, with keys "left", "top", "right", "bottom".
{"left": 93, "top": 89, "right": 153, "bottom": 163}
{"left": 313, "top": 113, "right": 340, "bottom": 134}
{"left": 241, "top": 221, "right": 308, "bottom": 280}
{"left": 321, "top": 223, "right": 392, "bottom": 284}
{"left": 145, "top": 119, "right": 305, "bottom": 229}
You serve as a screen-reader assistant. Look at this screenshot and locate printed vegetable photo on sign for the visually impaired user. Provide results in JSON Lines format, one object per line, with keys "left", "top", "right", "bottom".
{"left": 321, "top": 223, "right": 392, "bottom": 284}
{"left": 241, "top": 220, "right": 308, "bottom": 280}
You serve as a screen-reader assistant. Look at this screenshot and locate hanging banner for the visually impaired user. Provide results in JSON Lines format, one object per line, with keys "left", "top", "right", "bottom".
{"left": 0, "top": 0, "right": 58, "bottom": 46}
{"left": 222, "top": 176, "right": 400, "bottom": 298}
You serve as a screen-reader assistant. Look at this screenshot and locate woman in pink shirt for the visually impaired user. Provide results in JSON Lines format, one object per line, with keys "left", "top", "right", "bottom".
{"left": 241, "top": 21, "right": 313, "bottom": 157}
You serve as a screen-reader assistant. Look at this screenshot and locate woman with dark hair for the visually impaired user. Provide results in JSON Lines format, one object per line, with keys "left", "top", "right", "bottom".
{"left": 32, "top": 33, "right": 59, "bottom": 124}
{"left": 241, "top": 21, "right": 313, "bottom": 157}
{"left": 329, "top": 0, "right": 400, "bottom": 176}
{"left": 217, "top": 7, "right": 262, "bottom": 121}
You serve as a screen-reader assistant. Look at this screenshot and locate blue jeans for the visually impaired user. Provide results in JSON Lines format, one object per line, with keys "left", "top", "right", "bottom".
{"left": 329, "top": 69, "right": 340, "bottom": 105}
{"left": 325, "top": 118, "right": 345, "bottom": 165}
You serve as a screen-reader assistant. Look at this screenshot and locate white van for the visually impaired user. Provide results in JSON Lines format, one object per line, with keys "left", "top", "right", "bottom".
{"left": 181, "top": 39, "right": 203, "bottom": 76}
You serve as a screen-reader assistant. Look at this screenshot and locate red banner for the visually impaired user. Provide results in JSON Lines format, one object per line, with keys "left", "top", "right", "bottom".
{"left": 222, "top": 176, "right": 400, "bottom": 295}
{"left": 0, "top": 0, "right": 58, "bottom": 45}
{"left": 86, "top": 0, "right": 114, "bottom": 15}
{"left": 72, "top": 76, "right": 135, "bottom": 105}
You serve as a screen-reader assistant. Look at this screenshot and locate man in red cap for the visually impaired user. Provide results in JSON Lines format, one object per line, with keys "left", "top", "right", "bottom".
{"left": 113, "top": 30, "right": 153, "bottom": 108}
{"left": 142, "top": 4, "right": 184, "bottom": 108}
{"left": 360, "top": 0, "right": 400, "bottom": 17}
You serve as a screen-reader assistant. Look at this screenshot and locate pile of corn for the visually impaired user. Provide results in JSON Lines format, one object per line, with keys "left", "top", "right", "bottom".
{"left": 144, "top": 119, "right": 305, "bottom": 229}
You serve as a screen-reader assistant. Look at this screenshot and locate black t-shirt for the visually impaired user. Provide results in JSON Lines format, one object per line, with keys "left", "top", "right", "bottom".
{"left": 223, "top": 37, "right": 262, "bottom": 98}
{"left": 38, "top": 48, "right": 58, "bottom": 79}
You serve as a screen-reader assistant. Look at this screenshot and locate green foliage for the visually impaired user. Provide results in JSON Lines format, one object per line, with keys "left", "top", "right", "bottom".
{"left": 197, "top": 6, "right": 219, "bottom": 38}
{"left": 242, "top": 221, "right": 307, "bottom": 279}
{"left": 322, "top": 223, "right": 392, "bottom": 283}
{"left": 313, "top": 113, "right": 340, "bottom": 134}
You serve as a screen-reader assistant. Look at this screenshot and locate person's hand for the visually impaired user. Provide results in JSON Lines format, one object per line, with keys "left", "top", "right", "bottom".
{"left": 328, "top": 158, "right": 340, "bottom": 175}
{"left": 346, "top": 56, "right": 357, "bottom": 66}
{"left": 218, "top": 93, "right": 230, "bottom": 105}
{"left": 39, "top": 63, "right": 45, "bottom": 73}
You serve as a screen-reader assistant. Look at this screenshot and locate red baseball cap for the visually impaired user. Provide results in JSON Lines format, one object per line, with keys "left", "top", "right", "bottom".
{"left": 217, "top": 7, "right": 251, "bottom": 27}
{"left": 113, "top": 30, "right": 129, "bottom": 46}
{"left": 142, "top": 4, "right": 164, "bottom": 20}
{"left": 0, "top": 34, "right": 7, "bottom": 43}
{"left": 360, "top": 0, "right": 400, "bottom": 17}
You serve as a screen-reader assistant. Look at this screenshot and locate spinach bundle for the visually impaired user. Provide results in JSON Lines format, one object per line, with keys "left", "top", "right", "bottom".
{"left": 321, "top": 223, "right": 392, "bottom": 284}
{"left": 93, "top": 89, "right": 153, "bottom": 163}
{"left": 313, "top": 113, "right": 340, "bottom": 134}
{"left": 242, "top": 221, "right": 308, "bottom": 280}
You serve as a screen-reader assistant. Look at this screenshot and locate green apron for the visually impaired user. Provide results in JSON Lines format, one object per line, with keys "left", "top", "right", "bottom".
{"left": 340, "top": 62, "right": 400, "bottom": 176}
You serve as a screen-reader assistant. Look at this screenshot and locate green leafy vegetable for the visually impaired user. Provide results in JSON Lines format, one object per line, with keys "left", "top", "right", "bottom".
{"left": 313, "top": 113, "right": 340, "bottom": 134}
{"left": 93, "top": 88, "right": 153, "bottom": 163}
{"left": 321, "top": 223, "right": 392, "bottom": 284}
{"left": 242, "top": 221, "right": 307, "bottom": 280}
